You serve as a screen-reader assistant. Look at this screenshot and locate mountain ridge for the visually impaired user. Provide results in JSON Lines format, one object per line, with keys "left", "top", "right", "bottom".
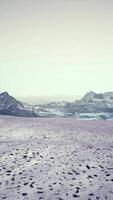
{"left": 0, "top": 92, "right": 36, "bottom": 117}
{"left": 0, "top": 91, "right": 113, "bottom": 119}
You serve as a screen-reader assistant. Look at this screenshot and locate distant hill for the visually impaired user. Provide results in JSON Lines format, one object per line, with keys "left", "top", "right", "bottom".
{"left": 0, "top": 92, "right": 36, "bottom": 117}
{"left": 62, "top": 91, "right": 113, "bottom": 119}
{"left": 64, "top": 91, "right": 113, "bottom": 113}
{"left": 82, "top": 91, "right": 113, "bottom": 103}
{"left": 0, "top": 91, "right": 113, "bottom": 119}
{"left": 18, "top": 95, "right": 80, "bottom": 105}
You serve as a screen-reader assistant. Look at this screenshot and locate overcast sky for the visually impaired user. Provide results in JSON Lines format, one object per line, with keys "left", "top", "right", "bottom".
{"left": 0, "top": 0, "right": 113, "bottom": 98}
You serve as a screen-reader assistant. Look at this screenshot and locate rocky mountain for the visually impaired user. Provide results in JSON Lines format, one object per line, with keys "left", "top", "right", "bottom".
{"left": 82, "top": 91, "right": 113, "bottom": 103}
{"left": 81, "top": 91, "right": 113, "bottom": 113}
{"left": 31, "top": 91, "right": 113, "bottom": 119}
{"left": 0, "top": 91, "right": 113, "bottom": 119}
{"left": 0, "top": 92, "right": 36, "bottom": 117}
{"left": 63, "top": 91, "right": 113, "bottom": 119}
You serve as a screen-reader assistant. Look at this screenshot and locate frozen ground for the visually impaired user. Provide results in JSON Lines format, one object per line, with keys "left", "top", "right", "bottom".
{"left": 0, "top": 116, "right": 113, "bottom": 200}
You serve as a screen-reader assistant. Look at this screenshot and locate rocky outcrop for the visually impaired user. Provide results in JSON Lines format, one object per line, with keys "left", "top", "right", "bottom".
{"left": 0, "top": 92, "right": 36, "bottom": 117}
{"left": 0, "top": 91, "right": 113, "bottom": 119}
{"left": 63, "top": 91, "right": 113, "bottom": 118}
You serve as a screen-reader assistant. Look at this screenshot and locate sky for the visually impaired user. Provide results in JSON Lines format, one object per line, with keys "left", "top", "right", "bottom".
{"left": 0, "top": 0, "right": 113, "bottom": 98}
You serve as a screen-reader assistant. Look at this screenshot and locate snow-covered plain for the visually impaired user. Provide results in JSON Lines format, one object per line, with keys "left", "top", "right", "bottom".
{"left": 0, "top": 116, "right": 113, "bottom": 200}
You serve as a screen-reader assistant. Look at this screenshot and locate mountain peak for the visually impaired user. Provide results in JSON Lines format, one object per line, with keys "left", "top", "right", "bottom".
{"left": 0, "top": 91, "right": 36, "bottom": 117}
{"left": 84, "top": 91, "right": 95, "bottom": 96}
{"left": 0, "top": 91, "right": 9, "bottom": 97}
{"left": 82, "top": 91, "right": 95, "bottom": 101}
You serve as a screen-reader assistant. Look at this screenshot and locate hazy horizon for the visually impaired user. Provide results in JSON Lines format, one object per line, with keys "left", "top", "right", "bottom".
{"left": 1, "top": 90, "right": 113, "bottom": 105}
{"left": 0, "top": 0, "right": 113, "bottom": 97}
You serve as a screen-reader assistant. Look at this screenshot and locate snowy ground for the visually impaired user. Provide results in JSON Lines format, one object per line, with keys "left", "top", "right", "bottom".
{"left": 0, "top": 116, "right": 113, "bottom": 200}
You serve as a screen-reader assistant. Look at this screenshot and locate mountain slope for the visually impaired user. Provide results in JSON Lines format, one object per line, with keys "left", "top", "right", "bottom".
{"left": 63, "top": 91, "right": 113, "bottom": 119}
{"left": 0, "top": 92, "right": 36, "bottom": 117}
{"left": 0, "top": 91, "right": 113, "bottom": 119}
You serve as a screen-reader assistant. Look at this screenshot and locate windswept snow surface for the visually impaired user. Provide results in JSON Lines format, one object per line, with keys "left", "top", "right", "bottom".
{"left": 0, "top": 116, "right": 113, "bottom": 200}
